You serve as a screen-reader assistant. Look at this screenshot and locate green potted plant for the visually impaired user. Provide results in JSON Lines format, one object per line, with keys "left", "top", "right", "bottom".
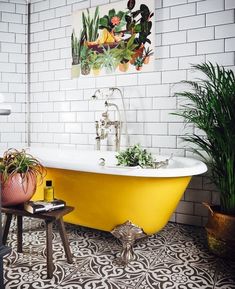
{"left": 116, "top": 144, "right": 154, "bottom": 168}
{"left": 112, "top": 35, "right": 137, "bottom": 72}
{"left": 90, "top": 52, "right": 102, "bottom": 76}
{"left": 143, "top": 47, "right": 153, "bottom": 64}
{"left": 174, "top": 62, "right": 235, "bottom": 258}
{"left": 82, "top": 6, "right": 99, "bottom": 46}
{"left": 134, "top": 56, "right": 144, "bottom": 71}
{"left": 80, "top": 45, "right": 92, "bottom": 75}
{"left": 98, "top": 45, "right": 118, "bottom": 74}
{"left": 71, "top": 29, "right": 84, "bottom": 78}
{"left": 0, "top": 148, "right": 45, "bottom": 206}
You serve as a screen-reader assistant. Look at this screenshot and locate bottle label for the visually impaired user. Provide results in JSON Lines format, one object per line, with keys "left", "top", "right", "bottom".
{"left": 44, "top": 187, "right": 54, "bottom": 202}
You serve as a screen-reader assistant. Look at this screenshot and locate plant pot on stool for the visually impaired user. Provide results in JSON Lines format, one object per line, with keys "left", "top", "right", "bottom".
{"left": 0, "top": 148, "right": 45, "bottom": 207}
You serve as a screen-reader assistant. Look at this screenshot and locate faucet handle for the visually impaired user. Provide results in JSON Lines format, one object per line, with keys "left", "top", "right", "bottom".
{"left": 102, "top": 112, "right": 108, "bottom": 118}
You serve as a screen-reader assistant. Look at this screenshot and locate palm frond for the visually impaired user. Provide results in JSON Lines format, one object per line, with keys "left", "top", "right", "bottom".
{"left": 174, "top": 62, "right": 235, "bottom": 214}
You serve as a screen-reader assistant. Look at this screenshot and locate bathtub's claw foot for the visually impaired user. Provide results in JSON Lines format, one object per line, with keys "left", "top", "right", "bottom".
{"left": 111, "top": 220, "right": 146, "bottom": 265}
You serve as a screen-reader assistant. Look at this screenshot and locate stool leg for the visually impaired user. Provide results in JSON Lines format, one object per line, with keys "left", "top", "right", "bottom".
{"left": 57, "top": 218, "right": 73, "bottom": 264}
{"left": 46, "top": 221, "right": 54, "bottom": 279}
{"left": 2, "top": 214, "right": 12, "bottom": 245}
{"left": 17, "top": 216, "right": 23, "bottom": 253}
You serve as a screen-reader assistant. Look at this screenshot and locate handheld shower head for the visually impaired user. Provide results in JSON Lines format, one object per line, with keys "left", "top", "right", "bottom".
{"left": 91, "top": 89, "right": 101, "bottom": 100}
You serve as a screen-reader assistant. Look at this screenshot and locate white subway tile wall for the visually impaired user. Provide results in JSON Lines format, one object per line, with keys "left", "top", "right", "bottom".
{"left": 1, "top": 0, "right": 235, "bottom": 226}
{"left": 0, "top": 0, "right": 27, "bottom": 149}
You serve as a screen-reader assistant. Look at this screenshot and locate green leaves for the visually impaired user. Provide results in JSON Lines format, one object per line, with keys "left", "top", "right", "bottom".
{"left": 116, "top": 144, "right": 154, "bottom": 168}
{"left": 174, "top": 62, "right": 235, "bottom": 214}
{"left": 0, "top": 149, "right": 46, "bottom": 185}
{"left": 127, "top": 0, "right": 136, "bottom": 10}
{"left": 82, "top": 6, "right": 99, "bottom": 42}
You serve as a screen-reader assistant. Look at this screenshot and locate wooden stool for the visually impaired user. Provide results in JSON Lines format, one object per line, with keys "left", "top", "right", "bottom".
{"left": 2, "top": 205, "right": 74, "bottom": 279}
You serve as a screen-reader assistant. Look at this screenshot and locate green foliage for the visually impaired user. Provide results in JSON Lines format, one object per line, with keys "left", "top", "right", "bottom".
{"left": 71, "top": 29, "right": 84, "bottom": 65}
{"left": 112, "top": 35, "right": 137, "bottom": 63}
{"left": 0, "top": 148, "right": 46, "bottom": 184}
{"left": 144, "top": 46, "right": 153, "bottom": 57}
{"left": 90, "top": 52, "right": 102, "bottom": 70}
{"left": 174, "top": 62, "right": 235, "bottom": 214}
{"left": 134, "top": 56, "right": 144, "bottom": 67}
{"left": 125, "top": 3, "right": 154, "bottom": 46}
{"left": 116, "top": 144, "right": 154, "bottom": 168}
{"left": 82, "top": 7, "right": 99, "bottom": 42}
{"left": 99, "top": 45, "right": 118, "bottom": 73}
{"left": 99, "top": 9, "right": 127, "bottom": 33}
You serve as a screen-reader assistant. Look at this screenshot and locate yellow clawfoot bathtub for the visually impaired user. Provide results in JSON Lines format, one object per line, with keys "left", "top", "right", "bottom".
{"left": 34, "top": 168, "right": 191, "bottom": 235}
{"left": 29, "top": 148, "right": 206, "bottom": 264}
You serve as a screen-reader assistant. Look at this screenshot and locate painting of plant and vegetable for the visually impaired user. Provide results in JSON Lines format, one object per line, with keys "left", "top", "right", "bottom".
{"left": 71, "top": 0, "right": 155, "bottom": 78}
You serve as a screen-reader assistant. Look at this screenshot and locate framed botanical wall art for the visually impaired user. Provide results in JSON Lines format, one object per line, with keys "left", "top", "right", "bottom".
{"left": 71, "top": 0, "right": 155, "bottom": 78}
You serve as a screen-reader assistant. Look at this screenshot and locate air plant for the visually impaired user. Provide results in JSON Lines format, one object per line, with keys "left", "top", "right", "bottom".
{"left": 99, "top": 45, "right": 118, "bottom": 73}
{"left": 174, "top": 62, "right": 235, "bottom": 214}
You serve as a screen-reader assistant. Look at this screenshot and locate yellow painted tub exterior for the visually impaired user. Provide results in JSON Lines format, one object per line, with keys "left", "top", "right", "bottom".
{"left": 33, "top": 167, "right": 191, "bottom": 235}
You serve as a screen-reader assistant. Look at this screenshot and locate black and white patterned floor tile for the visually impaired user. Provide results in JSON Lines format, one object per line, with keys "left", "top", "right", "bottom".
{"left": 3, "top": 218, "right": 235, "bottom": 289}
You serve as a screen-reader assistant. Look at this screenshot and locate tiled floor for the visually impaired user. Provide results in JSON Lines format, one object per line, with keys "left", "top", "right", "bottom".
{"left": 3, "top": 218, "right": 235, "bottom": 289}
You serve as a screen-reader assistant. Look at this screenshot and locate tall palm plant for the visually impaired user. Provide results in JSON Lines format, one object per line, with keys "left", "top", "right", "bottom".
{"left": 175, "top": 62, "right": 235, "bottom": 214}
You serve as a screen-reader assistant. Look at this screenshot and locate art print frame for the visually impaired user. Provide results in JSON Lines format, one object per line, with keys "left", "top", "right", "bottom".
{"left": 71, "top": 0, "right": 155, "bottom": 78}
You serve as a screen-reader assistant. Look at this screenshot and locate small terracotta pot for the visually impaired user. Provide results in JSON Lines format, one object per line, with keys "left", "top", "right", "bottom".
{"left": 135, "top": 66, "right": 142, "bottom": 71}
{"left": 204, "top": 204, "right": 235, "bottom": 259}
{"left": 118, "top": 62, "right": 129, "bottom": 72}
{"left": 143, "top": 56, "right": 150, "bottom": 64}
{"left": 1, "top": 172, "right": 37, "bottom": 206}
{"left": 130, "top": 45, "right": 144, "bottom": 65}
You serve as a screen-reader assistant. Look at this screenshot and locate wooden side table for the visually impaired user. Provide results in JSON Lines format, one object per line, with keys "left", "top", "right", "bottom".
{"left": 2, "top": 205, "right": 74, "bottom": 279}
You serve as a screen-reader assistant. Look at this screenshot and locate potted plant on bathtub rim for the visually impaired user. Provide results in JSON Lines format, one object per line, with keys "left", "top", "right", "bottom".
{"left": 174, "top": 62, "right": 235, "bottom": 259}
{"left": 0, "top": 148, "right": 46, "bottom": 207}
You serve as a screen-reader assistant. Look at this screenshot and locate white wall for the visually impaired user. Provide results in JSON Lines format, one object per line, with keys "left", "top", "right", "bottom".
{"left": 1, "top": 0, "right": 235, "bottom": 226}
{"left": 0, "top": 0, "right": 27, "bottom": 148}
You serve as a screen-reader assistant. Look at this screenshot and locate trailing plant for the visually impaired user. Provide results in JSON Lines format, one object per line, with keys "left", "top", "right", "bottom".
{"left": 116, "top": 144, "right": 154, "bottom": 168}
{"left": 82, "top": 7, "right": 99, "bottom": 42}
{"left": 174, "top": 62, "right": 235, "bottom": 215}
{"left": 0, "top": 148, "right": 46, "bottom": 185}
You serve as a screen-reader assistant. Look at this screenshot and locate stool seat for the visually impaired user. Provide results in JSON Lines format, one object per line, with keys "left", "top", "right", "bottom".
{"left": 2, "top": 205, "right": 74, "bottom": 279}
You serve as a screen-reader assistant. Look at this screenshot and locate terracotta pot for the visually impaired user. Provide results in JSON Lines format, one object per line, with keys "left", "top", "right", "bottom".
{"left": 130, "top": 45, "right": 144, "bottom": 65}
{"left": 205, "top": 204, "right": 235, "bottom": 259}
{"left": 135, "top": 66, "right": 142, "bottom": 71}
{"left": 118, "top": 62, "right": 129, "bottom": 72}
{"left": 143, "top": 56, "right": 150, "bottom": 64}
{"left": 1, "top": 172, "right": 37, "bottom": 206}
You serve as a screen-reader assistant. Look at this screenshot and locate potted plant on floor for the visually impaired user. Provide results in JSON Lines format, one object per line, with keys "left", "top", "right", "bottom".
{"left": 174, "top": 62, "right": 235, "bottom": 259}
{"left": 0, "top": 148, "right": 45, "bottom": 206}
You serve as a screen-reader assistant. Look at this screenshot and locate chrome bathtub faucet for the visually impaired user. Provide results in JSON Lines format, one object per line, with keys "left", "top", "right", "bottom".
{"left": 93, "top": 88, "right": 125, "bottom": 151}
